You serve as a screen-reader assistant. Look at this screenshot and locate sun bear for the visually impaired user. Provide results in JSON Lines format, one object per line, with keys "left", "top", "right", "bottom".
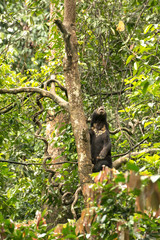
{"left": 89, "top": 106, "right": 112, "bottom": 172}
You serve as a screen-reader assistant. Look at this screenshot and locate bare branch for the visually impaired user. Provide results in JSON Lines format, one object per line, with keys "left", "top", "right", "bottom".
{"left": 110, "top": 127, "right": 132, "bottom": 135}
{"left": 113, "top": 148, "right": 160, "bottom": 169}
{"left": 43, "top": 79, "right": 68, "bottom": 98}
{"left": 0, "top": 87, "right": 69, "bottom": 110}
{"left": 91, "top": 88, "right": 127, "bottom": 97}
{"left": 112, "top": 137, "right": 149, "bottom": 159}
{"left": 71, "top": 186, "right": 82, "bottom": 219}
{"left": 0, "top": 159, "right": 77, "bottom": 166}
{"left": 0, "top": 103, "right": 16, "bottom": 114}
{"left": 128, "top": 0, "right": 150, "bottom": 43}
{"left": 62, "top": 192, "right": 74, "bottom": 205}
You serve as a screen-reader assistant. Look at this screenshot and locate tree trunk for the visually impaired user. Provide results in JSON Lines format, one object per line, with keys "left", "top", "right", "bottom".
{"left": 56, "top": 0, "right": 93, "bottom": 195}
{"left": 43, "top": 3, "right": 72, "bottom": 228}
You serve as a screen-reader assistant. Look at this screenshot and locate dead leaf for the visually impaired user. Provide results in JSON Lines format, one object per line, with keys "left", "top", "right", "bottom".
{"left": 116, "top": 21, "right": 125, "bottom": 32}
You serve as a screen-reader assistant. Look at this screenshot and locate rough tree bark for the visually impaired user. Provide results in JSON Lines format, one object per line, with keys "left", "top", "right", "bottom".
{"left": 43, "top": 3, "right": 71, "bottom": 227}
{"left": 62, "top": 0, "right": 93, "bottom": 186}
{"left": 55, "top": 0, "right": 93, "bottom": 193}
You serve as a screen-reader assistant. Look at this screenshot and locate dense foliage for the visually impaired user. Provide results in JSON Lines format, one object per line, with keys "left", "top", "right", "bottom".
{"left": 0, "top": 0, "right": 159, "bottom": 239}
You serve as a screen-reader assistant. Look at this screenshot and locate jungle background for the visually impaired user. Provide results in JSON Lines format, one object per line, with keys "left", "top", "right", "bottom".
{"left": 0, "top": 0, "right": 160, "bottom": 239}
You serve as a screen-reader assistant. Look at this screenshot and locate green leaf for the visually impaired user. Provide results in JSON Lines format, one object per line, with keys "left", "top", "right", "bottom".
{"left": 126, "top": 55, "right": 134, "bottom": 65}
{"left": 115, "top": 173, "right": 126, "bottom": 183}
{"left": 151, "top": 65, "right": 160, "bottom": 70}
{"left": 142, "top": 81, "right": 149, "bottom": 95}
{"left": 144, "top": 121, "right": 152, "bottom": 128}
{"left": 126, "top": 161, "right": 139, "bottom": 172}
{"left": 29, "top": 16, "right": 34, "bottom": 25}
{"left": 144, "top": 24, "right": 153, "bottom": 34}
{"left": 0, "top": 212, "right": 4, "bottom": 223}
{"left": 0, "top": 32, "right": 5, "bottom": 39}
{"left": 107, "top": 233, "right": 118, "bottom": 240}
{"left": 65, "top": 234, "right": 77, "bottom": 239}
{"left": 134, "top": 62, "right": 138, "bottom": 71}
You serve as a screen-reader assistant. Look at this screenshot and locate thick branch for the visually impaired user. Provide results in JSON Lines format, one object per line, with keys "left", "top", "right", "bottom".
{"left": 43, "top": 79, "right": 68, "bottom": 98}
{"left": 55, "top": 19, "right": 72, "bottom": 59}
{"left": 71, "top": 186, "right": 82, "bottom": 219}
{"left": 113, "top": 148, "right": 160, "bottom": 169}
{"left": 54, "top": 20, "right": 69, "bottom": 36}
{"left": 0, "top": 87, "right": 69, "bottom": 110}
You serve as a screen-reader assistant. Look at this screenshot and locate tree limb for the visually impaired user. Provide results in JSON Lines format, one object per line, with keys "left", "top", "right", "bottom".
{"left": 43, "top": 79, "right": 68, "bottom": 98}
{"left": 0, "top": 159, "right": 77, "bottom": 166}
{"left": 54, "top": 20, "right": 69, "bottom": 36}
{"left": 112, "top": 137, "right": 149, "bottom": 158}
{"left": 0, "top": 102, "right": 16, "bottom": 114}
{"left": 110, "top": 127, "right": 132, "bottom": 135}
{"left": 71, "top": 186, "right": 82, "bottom": 219}
{"left": 113, "top": 148, "right": 160, "bottom": 169}
{"left": 55, "top": 19, "right": 73, "bottom": 60}
{"left": 0, "top": 87, "right": 69, "bottom": 110}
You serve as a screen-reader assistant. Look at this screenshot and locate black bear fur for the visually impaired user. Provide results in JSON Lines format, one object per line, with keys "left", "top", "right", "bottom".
{"left": 89, "top": 106, "right": 112, "bottom": 172}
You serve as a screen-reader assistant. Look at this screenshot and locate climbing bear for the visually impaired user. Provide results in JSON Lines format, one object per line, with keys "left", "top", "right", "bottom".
{"left": 89, "top": 106, "right": 112, "bottom": 172}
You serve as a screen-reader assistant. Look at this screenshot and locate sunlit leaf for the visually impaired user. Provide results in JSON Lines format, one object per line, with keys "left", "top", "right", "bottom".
{"left": 144, "top": 121, "right": 152, "bottom": 128}
{"left": 134, "top": 62, "right": 138, "bottom": 71}
{"left": 116, "top": 21, "right": 125, "bottom": 32}
{"left": 144, "top": 24, "right": 153, "bottom": 34}
{"left": 126, "top": 55, "right": 134, "bottom": 65}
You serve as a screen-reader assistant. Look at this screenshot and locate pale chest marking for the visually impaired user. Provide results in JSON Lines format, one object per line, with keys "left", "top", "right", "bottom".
{"left": 92, "top": 124, "right": 106, "bottom": 137}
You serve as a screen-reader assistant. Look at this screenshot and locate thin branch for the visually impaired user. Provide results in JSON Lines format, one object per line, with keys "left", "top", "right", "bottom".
{"left": 112, "top": 137, "right": 149, "bottom": 159}
{"left": 33, "top": 95, "right": 55, "bottom": 174}
{"left": 129, "top": 0, "right": 150, "bottom": 42}
{"left": 0, "top": 103, "right": 16, "bottom": 114}
{"left": 62, "top": 192, "right": 74, "bottom": 205}
{"left": 71, "top": 186, "right": 82, "bottom": 219}
{"left": 0, "top": 92, "right": 36, "bottom": 114}
{"left": 0, "top": 77, "right": 67, "bottom": 114}
{"left": 91, "top": 88, "right": 127, "bottom": 97}
{"left": 0, "top": 87, "right": 69, "bottom": 110}
{"left": 110, "top": 127, "right": 132, "bottom": 135}
{"left": 0, "top": 159, "right": 77, "bottom": 166}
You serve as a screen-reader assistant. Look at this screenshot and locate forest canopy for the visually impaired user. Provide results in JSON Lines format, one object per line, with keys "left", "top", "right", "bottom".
{"left": 0, "top": 0, "right": 160, "bottom": 239}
